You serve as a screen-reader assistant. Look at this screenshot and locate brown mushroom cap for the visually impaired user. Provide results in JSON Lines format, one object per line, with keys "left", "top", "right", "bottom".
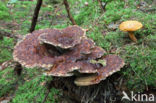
{"left": 119, "top": 20, "right": 143, "bottom": 32}
{"left": 95, "top": 55, "right": 125, "bottom": 82}
{"left": 87, "top": 46, "right": 106, "bottom": 60}
{"left": 77, "top": 61, "right": 99, "bottom": 73}
{"left": 74, "top": 55, "right": 125, "bottom": 86}
{"left": 13, "top": 26, "right": 125, "bottom": 87}
{"left": 63, "top": 44, "right": 105, "bottom": 63}
{"left": 44, "top": 59, "right": 100, "bottom": 77}
{"left": 43, "top": 39, "right": 107, "bottom": 77}
{"left": 13, "top": 29, "right": 58, "bottom": 68}
{"left": 38, "top": 25, "right": 86, "bottom": 49}
{"left": 60, "top": 38, "right": 96, "bottom": 62}
{"left": 78, "top": 38, "right": 95, "bottom": 54}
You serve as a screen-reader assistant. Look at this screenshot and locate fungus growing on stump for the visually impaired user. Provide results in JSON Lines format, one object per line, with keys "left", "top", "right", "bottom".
{"left": 13, "top": 29, "right": 57, "bottom": 68}
{"left": 74, "top": 55, "right": 125, "bottom": 86}
{"left": 38, "top": 25, "right": 86, "bottom": 49}
{"left": 13, "top": 25, "right": 125, "bottom": 102}
{"left": 13, "top": 26, "right": 86, "bottom": 69}
{"left": 119, "top": 20, "right": 143, "bottom": 42}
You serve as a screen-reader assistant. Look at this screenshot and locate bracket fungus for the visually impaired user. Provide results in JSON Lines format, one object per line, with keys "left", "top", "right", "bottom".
{"left": 74, "top": 55, "right": 125, "bottom": 86}
{"left": 119, "top": 20, "right": 143, "bottom": 42}
{"left": 13, "top": 29, "right": 56, "bottom": 68}
{"left": 38, "top": 25, "right": 86, "bottom": 49}
{"left": 13, "top": 25, "right": 125, "bottom": 87}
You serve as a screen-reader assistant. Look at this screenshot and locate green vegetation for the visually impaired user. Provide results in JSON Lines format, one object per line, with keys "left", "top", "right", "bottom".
{"left": 0, "top": 1, "right": 10, "bottom": 20}
{"left": 0, "top": 37, "right": 14, "bottom": 62}
{"left": 0, "top": 0, "right": 155, "bottom": 102}
{"left": 11, "top": 73, "right": 59, "bottom": 103}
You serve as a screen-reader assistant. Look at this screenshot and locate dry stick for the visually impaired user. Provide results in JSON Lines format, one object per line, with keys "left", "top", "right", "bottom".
{"left": 42, "top": 80, "right": 54, "bottom": 103}
{"left": 97, "top": 0, "right": 107, "bottom": 12}
{"left": 0, "top": 60, "right": 23, "bottom": 76}
{"left": 14, "top": 63, "right": 23, "bottom": 76}
{"left": 42, "top": 89, "right": 50, "bottom": 103}
{"left": 0, "top": 30, "right": 19, "bottom": 39}
{"left": 0, "top": 60, "right": 13, "bottom": 70}
{"left": 124, "top": 0, "right": 128, "bottom": 8}
{"left": 63, "top": 0, "right": 76, "bottom": 25}
{"left": 29, "top": 0, "right": 43, "bottom": 33}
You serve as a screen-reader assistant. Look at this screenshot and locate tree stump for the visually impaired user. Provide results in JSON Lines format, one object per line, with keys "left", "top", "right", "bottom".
{"left": 50, "top": 75, "right": 122, "bottom": 103}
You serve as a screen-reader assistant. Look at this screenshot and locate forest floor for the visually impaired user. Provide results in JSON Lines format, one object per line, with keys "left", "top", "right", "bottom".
{"left": 0, "top": 0, "right": 156, "bottom": 103}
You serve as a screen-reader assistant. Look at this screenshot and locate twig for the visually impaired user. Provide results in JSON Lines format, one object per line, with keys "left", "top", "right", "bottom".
{"left": 0, "top": 60, "right": 13, "bottom": 70}
{"left": 124, "top": 0, "right": 128, "bottom": 8}
{"left": 42, "top": 80, "right": 54, "bottom": 103}
{"left": 0, "top": 30, "right": 19, "bottom": 39}
{"left": 29, "top": 0, "right": 43, "bottom": 32}
{"left": 14, "top": 63, "right": 23, "bottom": 76}
{"left": 97, "top": 0, "right": 107, "bottom": 12}
{"left": 42, "top": 89, "right": 50, "bottom": 103}
{"left": 0, "top": 59, "right": 23, "bottom": 76}
{"left": 63, "top": 0, "right": 76, "bottom": 25}
{"left": 138, "top": 8, "right": 156, "bottom": 12}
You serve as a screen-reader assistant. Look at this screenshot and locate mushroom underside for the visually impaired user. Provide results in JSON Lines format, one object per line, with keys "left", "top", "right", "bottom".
{"left": 74, "top": 55, "right": 125, "bottom": 86}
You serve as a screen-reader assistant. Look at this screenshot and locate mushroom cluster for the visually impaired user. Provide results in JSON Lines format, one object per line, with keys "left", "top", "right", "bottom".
{"left": 13, "top": 25, "right": 125, "bottom": 86}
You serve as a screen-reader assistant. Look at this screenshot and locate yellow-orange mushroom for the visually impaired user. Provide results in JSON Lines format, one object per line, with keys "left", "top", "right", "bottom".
{"left": 119, "top": 20, "right": 143, "bottom": 42}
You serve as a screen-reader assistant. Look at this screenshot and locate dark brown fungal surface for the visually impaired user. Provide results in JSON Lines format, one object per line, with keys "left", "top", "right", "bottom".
{"left": 44, "top": 61, "right": 80, "bottom": 77}
{"left": 96, "top": 55, "right": 125, "bottom": 81}
{"left": 13, "top": 26, "right": 125, "bottom": 88}
{"left": 60, "top": 38, "right": 96, "bottom": 62}
{"left": 76, "top": 38, "right": 95, "bottom": 55}
{"left": 76, "top": 61, "right": 98, "bottom": 73}
{"left": 39, "top": 25, "right": 86, "bottom": 49}
{"left": 13, "top": 29, "right": 58, "bottom": 68}
{"left": 45, "top": 60, "right": 99, "bottom": 77}
{"left": 87, "top": 46, "right": 106, "bottom": 60}
{"left": 13, "top": 26, "right": 125, "bottom": 103}
{"left": 75, "top": 55, "right": 125, "bottom": 86}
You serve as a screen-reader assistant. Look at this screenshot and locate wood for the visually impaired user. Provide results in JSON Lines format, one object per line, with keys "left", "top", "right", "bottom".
{"left": 50, "top": 77, "right": 121, "bottom": 103}
{"left": 42, "top": 90, "right": 50, "bottom": 103}
{"left": 29, "top": 0, "right": 43, "bottom": 32}
{"left": 14, "top": 63, "right": 23, "bottom": 76}
{"left": 63, "top": 0, "right": 76, "bottom": 25}
{"left": 0, "top": 60, "right": 23, "bottom": 76}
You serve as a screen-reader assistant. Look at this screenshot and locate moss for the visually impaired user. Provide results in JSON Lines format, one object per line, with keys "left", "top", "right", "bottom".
{"left": 0, "top": 2, "right": 11, "bottom": 20}
{"left": 0, "top": 0, "right": 155, "bottom": 102}
{"left": 11, "top": 74, "right": 59, "bottom": 103}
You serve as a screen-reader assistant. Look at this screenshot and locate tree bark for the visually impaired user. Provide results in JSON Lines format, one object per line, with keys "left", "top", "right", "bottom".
{"left": 29, "top": 0, "right": 43, "bottom": 33}
{"left": 50, "top": 76, "right": 122, "bottom": 103}
{"left": 14, "top": 63, "right": 23, "bottom": 76}
{"left": 63, "top": 0, "right": 76, "bottom": 25}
